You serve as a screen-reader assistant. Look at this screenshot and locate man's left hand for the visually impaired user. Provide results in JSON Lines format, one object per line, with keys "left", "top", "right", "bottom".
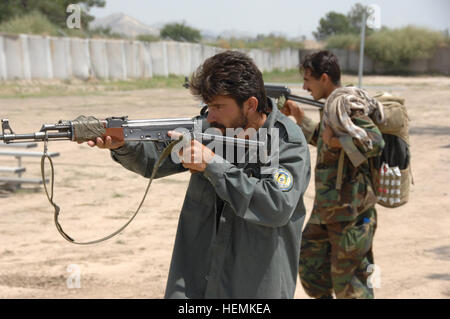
{"left": 322, "top": 124, "right": 342, "bottom": 148}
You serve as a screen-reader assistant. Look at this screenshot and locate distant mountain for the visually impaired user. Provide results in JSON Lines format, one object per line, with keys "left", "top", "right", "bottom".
{"left": 89, "top": 13, "right": 160, "bottom": 37}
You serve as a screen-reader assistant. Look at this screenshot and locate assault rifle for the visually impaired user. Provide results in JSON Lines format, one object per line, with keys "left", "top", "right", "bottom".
{"left": 0, "top": 115, "right": 265, "bottom": 246}
{"left": 264, "top": 84, "right": 325, "bottom": 108}
{"left": 0, "top": 116, "right": 264, "bottom": 148}
{"left": 182, "top": 77, "right": 324, "bottom": 109}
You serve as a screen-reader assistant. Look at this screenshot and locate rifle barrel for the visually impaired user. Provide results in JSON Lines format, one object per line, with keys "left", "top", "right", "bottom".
{"left": 0, "top": 131, "right": 72, "bottom": 143}
{"left": 197, "top": 132, "right": 264, "bottom": 148}
{"left": 1, "top": 118, "right": 266, "bottom": 148}
{"left": 286, "top": 94, "right": 325, "bottom": 108}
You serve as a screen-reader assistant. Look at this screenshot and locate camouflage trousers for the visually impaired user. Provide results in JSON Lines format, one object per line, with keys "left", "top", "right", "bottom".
{"left": 299, "top": 207, "right": 377, "bottom": 299}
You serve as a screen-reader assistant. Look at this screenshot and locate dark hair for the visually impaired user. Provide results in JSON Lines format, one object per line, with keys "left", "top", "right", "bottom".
{"left": 190, "top": 50, "right": 268, "bottom": 114}
{"left": 300, "top": 50, "right": 341, "bottom": 85}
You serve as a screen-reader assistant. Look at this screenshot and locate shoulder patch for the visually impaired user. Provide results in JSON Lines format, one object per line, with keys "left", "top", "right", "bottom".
{"left": 272, "top": 168, "right": 294, "bottom": 191}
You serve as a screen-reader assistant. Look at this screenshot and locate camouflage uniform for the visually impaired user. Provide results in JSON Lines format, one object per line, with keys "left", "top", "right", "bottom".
{"left": 298, "top": 109, "right": 384, "bottom": 299}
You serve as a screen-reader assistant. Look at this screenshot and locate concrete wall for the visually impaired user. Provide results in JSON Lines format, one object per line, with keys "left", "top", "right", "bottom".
{"left": 89, "top": 39, "right": 109, "bottom": 79}
{"left": 0, "top": 33, "right": 304, "bottom": 81}
{"left": 2, "top": 34, "right": 31, "bottom": 80}
{"left": 428, "top": 48, "right": 450, "bottom": 76}
{"left": 0, "top": 36, "right": 6, "bottom": 80}
{"left": 299, "top": 48, "right": 450, "bottom": 75}
{"left": 149, "top": 41, "right": 168, "bottom": 76}
{"left": 28, "top": 35, "right": 53, "bottom": 79}
{"left": 50, "top": 37, "right": 72, "bottom": 79}
{"left": 4, "top": 33, "right": 446, "bottom": 80}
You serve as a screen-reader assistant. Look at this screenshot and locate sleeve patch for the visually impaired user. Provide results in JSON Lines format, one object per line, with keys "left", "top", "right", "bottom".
{"left": 273, "top": 168, "right": 294, "bottom": 191}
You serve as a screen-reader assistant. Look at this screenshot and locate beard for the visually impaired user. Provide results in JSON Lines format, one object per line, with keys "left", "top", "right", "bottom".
{"left": 210, "top": 108, "right": 248, "bottom": 134}
{"left": 210, "top": 121, "right": 227, "bottom": 131}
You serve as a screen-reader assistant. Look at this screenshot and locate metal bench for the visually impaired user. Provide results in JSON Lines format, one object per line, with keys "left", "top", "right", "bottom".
{"left": 0, "top": 176, "right": 45, "bottom": 185}
{"left": 0, "top": 144, "right": 59, "bottom": 189}
{"left": 0, "top": 142, "right": 38, "bottom": 149}
{"left": 0, "top": 166, "right": 26, "bottom": 173}
{"left": 0, "top": 150, "right": 60, "bottom": 158}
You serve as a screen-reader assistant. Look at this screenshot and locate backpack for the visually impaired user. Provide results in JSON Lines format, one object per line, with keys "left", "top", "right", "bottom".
{"left": 369, "top": 92, "right": 413, "bottom": 208}
{"left": 335, "top": 91, "right": 412, "bottom": 208}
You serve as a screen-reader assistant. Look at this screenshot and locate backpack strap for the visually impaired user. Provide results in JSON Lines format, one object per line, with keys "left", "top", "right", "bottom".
{"left": 409, "top": 165, "right": 415, "bottom": 185}
{"left": 335, "top": 136, "right": 368, "bottom": 191}
{"left": 339, "top": 136, "right": 366, "bottom": 168}
{"left": 336, "top": 149, "right": 345, "bottom": 190}
{"left": 41, "top": 137, "right": 183, "bottom": 245}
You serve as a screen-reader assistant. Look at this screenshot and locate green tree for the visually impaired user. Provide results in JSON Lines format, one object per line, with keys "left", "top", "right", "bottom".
{"left": 314, "top": 3, "right": 376, "bottom": 41}
{"left": 160, "top": 22, "right": 201, "bottom": 42}
{"left": 0, "top": 0, "right": 105, "bottom": 29}
{"left": 365, "top": 26, "right": 445, "bottom": 71}
{"left": 136, "top": 34, "right": 161, "bottom": 42}
{"left": 347, "top": 3, "right": 374, "bottom": 35}
{"left": 0, "top": 10, "right": 60, "bottom": 36}
{"left": 313, "top": 12, "right": 351, "bottom": 41}
{"left": 325, "top": 33, "right": 360, "bottom": 50}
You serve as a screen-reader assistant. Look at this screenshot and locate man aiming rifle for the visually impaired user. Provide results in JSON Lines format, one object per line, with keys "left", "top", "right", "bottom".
{"left": 83, "top": 50, "right": 311, "bottom": 299}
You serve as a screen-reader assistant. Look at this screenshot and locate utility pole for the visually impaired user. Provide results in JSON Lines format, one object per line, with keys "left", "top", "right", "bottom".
{"left": 358, "top": 11, "right": 367, "bottom": 88}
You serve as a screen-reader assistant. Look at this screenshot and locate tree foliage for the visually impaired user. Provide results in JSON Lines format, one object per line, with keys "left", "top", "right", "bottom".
{"left": 314, "top": 3, "right": 374, "bottom": 41}
{"left": 313, "top": 12, "right": 351, "bottom": 41}
{"left": 160, "top": 22, "right": 201, "bottom": 43}
{"left": 325, "top": 26, "right": 446, "bottom": 72}
{"left": 325, "top": 33, "right": 360, "bottom": 50}
{"left": 212, "top": 33, "right": 303, "bottom": 51}
{"left": 136, "top": 34, "right": 161, "bottom": 43}
{"left": 0, "top": 0, "right": 105, "bottom": 29}
{"left": 347, "top": 3, "right": 374, "bottom": 34}
{"left": 0, "top": 10, "right": 60, "bottom": 36}
{"left": 364, "top": 26, "right": 445, "bottom": 71}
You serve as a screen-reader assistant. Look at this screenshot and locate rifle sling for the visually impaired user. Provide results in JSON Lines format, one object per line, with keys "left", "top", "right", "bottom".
{"left": 40, "top": 137, "right": 183, "bottom": 245}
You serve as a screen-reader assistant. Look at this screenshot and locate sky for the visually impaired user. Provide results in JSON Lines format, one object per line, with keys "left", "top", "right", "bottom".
{"left": 89, "top": 0, "right": 450, "bottom": 39}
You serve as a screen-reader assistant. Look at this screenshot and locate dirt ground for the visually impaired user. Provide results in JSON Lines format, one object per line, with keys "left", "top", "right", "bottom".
{"left": 0, "top": 75, "right": 449, "bottom": 299}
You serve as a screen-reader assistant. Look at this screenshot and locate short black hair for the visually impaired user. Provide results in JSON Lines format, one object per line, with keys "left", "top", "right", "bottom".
{"left": 300, "top": 50, "right": 341, "bottom": 85}
{"left": 190, "top": 50, "right": 268, "bottom": 114}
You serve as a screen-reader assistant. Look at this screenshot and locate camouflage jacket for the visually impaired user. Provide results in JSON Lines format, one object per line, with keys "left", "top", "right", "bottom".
{"left": 301, "top": 109, "right": 384, "bottom": 224}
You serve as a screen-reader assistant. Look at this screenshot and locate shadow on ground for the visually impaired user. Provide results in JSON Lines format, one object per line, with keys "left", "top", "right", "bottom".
{"left": 410, "top": 126, "right": 450, "bottom": 136}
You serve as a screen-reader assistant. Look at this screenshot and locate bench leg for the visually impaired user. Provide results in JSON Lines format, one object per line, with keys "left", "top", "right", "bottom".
{"left": 15, "top": 156, "right": 22, "bottom": 189}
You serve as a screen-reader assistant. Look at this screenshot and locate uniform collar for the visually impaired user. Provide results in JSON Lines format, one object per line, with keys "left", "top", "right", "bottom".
{"left": 260, "top": 98, "right": 279, "bottom": 131}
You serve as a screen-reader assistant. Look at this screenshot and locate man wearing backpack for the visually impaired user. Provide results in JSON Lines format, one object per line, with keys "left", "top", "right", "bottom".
{"left": 281, "top": 50, "right": 385, "bottom": 299}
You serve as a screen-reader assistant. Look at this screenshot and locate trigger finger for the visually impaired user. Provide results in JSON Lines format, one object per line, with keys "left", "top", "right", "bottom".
{"left": 105, "top": 136, "right": 113, "bottom": 148}
{"left": 96, "top": 137, "right": 105, "bottom": 148}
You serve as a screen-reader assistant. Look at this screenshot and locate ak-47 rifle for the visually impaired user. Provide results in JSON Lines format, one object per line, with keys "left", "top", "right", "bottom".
{"left": 0, "top": 116, "right": 263, "bottom": 147}
{"left": 263, "top": 84, "right": 325, "bottom": 108}
{"left": 0, "top": 115, "right": 263, "bottom": 245}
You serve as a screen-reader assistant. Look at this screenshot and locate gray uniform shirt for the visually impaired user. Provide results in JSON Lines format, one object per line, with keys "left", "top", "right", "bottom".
{"left": 110, "top": 107, "right": 311, "bottom": 299}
